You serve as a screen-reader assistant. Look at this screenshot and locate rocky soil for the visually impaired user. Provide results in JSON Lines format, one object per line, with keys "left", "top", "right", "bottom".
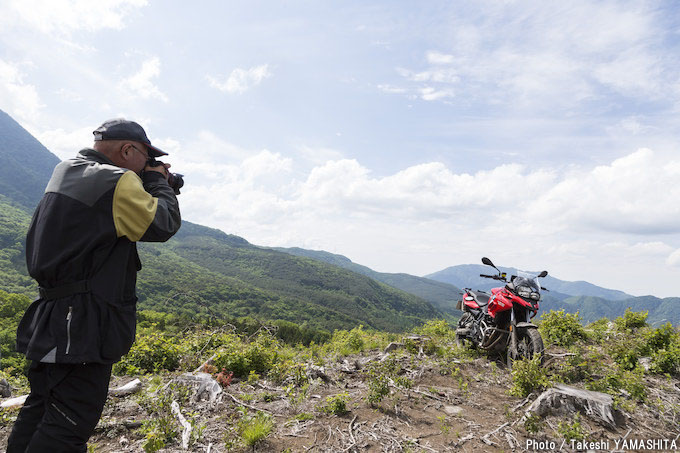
{"left": 2, "top": 342, "right": 679, "bottom": 452}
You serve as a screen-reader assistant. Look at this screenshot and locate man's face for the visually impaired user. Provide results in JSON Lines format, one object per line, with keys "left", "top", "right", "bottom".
{"left": 120, "top": 142, "right": 150, "bottom": 174}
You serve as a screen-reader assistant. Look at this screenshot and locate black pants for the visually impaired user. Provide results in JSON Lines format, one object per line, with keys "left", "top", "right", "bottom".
{"left": 6, "top": 362, "right": 112, "bottom": 453}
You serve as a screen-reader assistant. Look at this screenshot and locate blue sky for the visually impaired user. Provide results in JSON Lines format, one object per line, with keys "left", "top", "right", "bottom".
{"left": 1, "top": 0, "right": 680, "bottom": 297}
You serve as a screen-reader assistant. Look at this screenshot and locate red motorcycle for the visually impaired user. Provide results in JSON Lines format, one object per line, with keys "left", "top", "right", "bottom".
{"left": 455, "top": 257, "right": 548, "bottom": 367}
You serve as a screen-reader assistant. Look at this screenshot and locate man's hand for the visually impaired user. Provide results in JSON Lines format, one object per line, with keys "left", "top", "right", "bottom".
{"left": 144, "top": 161, "right": 171, "bottom": 180}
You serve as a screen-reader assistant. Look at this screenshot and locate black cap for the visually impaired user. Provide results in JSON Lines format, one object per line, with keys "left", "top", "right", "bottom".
{"left": 93, "top": 118, "right": 167, "bottom": 157}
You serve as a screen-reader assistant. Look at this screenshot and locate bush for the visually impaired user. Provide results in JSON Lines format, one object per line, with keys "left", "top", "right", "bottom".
{"left": 585, "top": 318, "right": 612, "bottom": 344}
{"left": 649, "top": 343, "right": 680, "bottom": 375}
{"left": 614, "top": 308, "right": 648, "bottom": 332}
{"left": 416, "top": 319, "right": 455, "bottom": 341}
{"left": 320, "top": 393, "right": 350, "bottom": 415}
{"left": 643, "top": 323, "right": 678, "bottom": 353}
{"left": 212, "top": 333, "right": 282, "bottom": 379}
{"left": 539, "top": 310, "right": 586, "bottom": 347}
{"left": 610, "top": 337, "right": 643, "bottom": 371}
{"left": 586, "top": 365, "right": 646, "bottom": 402}
{"left": 114, "top": 331, "right": 181, "bottom": 375}
{"left": 509, "top": 355, "right": 550, "bottom": 398}
{"left": 556, "top": 413, "right": 587, "bottom": 442}
{"left": 554, "top": 346, "right": 604, "bottom": 384}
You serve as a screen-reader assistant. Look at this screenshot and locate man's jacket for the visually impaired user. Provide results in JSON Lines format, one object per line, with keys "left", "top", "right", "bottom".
{"left": 16, "top": 149, "right": 181, "bottom": 364}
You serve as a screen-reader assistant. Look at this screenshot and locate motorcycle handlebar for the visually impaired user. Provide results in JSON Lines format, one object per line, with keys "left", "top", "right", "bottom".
{"left": 480, "top": 274, "right": 493, "bottom": 278}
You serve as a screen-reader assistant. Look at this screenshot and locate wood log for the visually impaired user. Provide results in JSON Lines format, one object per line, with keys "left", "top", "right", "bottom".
{"left": 108, "top": 378, "right": 143, "bottom": 397}
{"left": 1, "top": 394, "right": 28, "bottom": 409}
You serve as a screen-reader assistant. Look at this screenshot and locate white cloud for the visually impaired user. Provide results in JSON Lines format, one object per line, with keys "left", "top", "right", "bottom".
{"left": 5, "top": 0, "right": 147, "bottom": 34}
{"left": 207, "top": 64, "right": 271, "bottom": 94}
{"left": 0, "top": 59, "right": 43, "bottom": 123}
{"left": 175, "top": 146, "right": 680, "bottom": 296}
{"left": 118, "top": 57, "right": 168, "bottom": 102}
{"left": 383, "top": 2, "right": 676, "bottom": 110}
{"left": 35, "top": 126, "right": 94, "bottom": 160}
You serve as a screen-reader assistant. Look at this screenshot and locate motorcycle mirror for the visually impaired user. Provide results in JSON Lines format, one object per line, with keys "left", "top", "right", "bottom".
{"left": 538, "top": 270, "right": 548, "bottom": 278}
{"left": 481, "top": 257, "right": 495, "bottom": 267}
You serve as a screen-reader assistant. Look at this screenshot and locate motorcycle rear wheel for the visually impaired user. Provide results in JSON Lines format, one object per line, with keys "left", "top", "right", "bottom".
{"left": 507, "top": 328, "right": 544, "bottom": 369}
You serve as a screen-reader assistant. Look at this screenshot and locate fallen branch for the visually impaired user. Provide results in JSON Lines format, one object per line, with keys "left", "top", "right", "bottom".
{"left": 0, "top": 394, "right": 28, "bottom": 409}
{"left": 171, "top": 401, "right": 192, "bottom": 450}
{"left": 481, "top": 421, "right": 509, "bottom": 446}
{"left": 224, "top": 392, "right": 284, "bottom": 417}
{"left": 108, "top": 378, "right": 142, "bottom": 397}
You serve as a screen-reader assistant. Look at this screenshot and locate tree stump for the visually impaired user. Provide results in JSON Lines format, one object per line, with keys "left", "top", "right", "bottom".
{"left": 525, "top": 384, "right": 625, "bottom": 429}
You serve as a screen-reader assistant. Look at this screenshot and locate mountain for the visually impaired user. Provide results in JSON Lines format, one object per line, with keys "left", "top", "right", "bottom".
{"left": 426, "top": 264, "right": 633, "bottom": 301}
{"left": 0, "top": 110, "right": 443, "bottom": 333}
{"left": 273, "top": 247, "right": 462, "bottom": 316}
{"left": 0, "top": 110, "right": 60, "bottom": 210}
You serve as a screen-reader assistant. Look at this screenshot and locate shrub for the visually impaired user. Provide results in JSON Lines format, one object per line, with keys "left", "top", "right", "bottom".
{"left": 416, "top": 319, "right": 455, "bottom": 341}
{"left": 556, "top": 413, "right": 587, "bottom": 442}
{"left": 614, "top": 308, "right": 648, "bottom": 332}
{"left": 539, "top": 310, "right": 586, "bottom": 347}
{"left": 585, "top": 318, "right": 612, "bottom": 344}
{"left": 212, "top": 333, "right": 281, "bottom": 379}
{"left": 554, "top": 346, "right": 604, "bottom": 384}
{"left": 610, "top": 337, "right": 643, "bottom": 371}
{"left": 509, "top": 355, "right": 550, "bottom": 398}
{"left": 649, "top": 343, "right": 680, "bottom": 375}
{"left": 114, "top": 331, "right": 181, "bottom": 375}
{"left": 586, "top": 365, "right": 646, "bottom": 402}
{"left": 643, "top": 323, "right": 679, "bottom": 353}
{"left": 320, "top": 393, "right": 350, "bottom": 415}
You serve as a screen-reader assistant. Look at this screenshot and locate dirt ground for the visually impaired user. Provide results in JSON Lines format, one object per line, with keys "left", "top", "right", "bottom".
{"left": 2, "top": 346, "right": 679, "bottom": 452}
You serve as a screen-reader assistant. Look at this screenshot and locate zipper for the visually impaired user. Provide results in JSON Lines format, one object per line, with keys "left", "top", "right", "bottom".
{"left": 65, "top": 306, "right": 73, "bottom": 355}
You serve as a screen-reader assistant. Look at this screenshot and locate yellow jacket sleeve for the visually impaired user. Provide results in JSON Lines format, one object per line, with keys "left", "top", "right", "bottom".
{"left": 112, "top": 171, "right": 158, "bottom": 241}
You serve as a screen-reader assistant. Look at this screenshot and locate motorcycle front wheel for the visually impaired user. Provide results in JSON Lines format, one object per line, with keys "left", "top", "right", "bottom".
{"left": 507, "top": 328, "right": 544, "bottom": 369}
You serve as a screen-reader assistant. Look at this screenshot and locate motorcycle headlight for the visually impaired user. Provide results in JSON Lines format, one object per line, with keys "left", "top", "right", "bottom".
{"left": 517, "top": 286, "right": 531, "bottom": 298}
{"left": 530, "top": 292, "right": 540, "bottom": 301}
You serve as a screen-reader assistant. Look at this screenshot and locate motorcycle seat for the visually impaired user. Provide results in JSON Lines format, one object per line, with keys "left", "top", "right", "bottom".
{"left": 470, "top": 291, "right": 491, "bottom": 307}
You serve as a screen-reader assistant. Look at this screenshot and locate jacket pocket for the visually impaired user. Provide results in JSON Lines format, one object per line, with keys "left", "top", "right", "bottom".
{"left": 100, "top": 299, "right": 137, "bottom": 362}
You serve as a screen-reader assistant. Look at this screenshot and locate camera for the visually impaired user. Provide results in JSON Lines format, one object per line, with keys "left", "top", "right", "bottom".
{"left": 146, "top": 158, "right": 184, "bottom": 195}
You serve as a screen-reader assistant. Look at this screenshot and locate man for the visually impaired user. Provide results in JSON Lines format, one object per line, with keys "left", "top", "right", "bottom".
{"left": 7, "top": 119, "right": 181, "bottom": 452}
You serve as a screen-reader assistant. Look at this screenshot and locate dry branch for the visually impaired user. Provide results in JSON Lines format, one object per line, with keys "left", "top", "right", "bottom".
{"left": 171, "top": 401, "right": 192, "bottom": 450}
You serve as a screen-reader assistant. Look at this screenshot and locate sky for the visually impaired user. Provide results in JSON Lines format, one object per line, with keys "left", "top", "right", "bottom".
{"left": 1, "top": 0, "right": 680, "bottom": 298}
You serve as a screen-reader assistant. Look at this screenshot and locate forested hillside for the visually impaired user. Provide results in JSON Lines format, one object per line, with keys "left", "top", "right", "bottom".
{"left": 274, "top": 247, "right": 462, "bottom": 315}
{"left": 0, "top": 111, "right": 59, "bottom": 210}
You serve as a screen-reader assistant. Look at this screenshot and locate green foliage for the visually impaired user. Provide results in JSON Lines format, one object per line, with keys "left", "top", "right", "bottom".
{"left": 509, "top": 355, "right": 550, "bottom": 397}
{"left": 137, "top": 382, "right": 192, "bottom": 452}
{"left": 364, "top": 355, "right": 401, "bottom": 407}
{"left": 0, "top": 289, "right": 31, "bottom": 375}
{"left": 586, "top": 365, "right": 646, "bottom": 402}
{"left": 319, "top": 393, "right": 350, "bottom": 416}
{"left": 556, "top": 413, "right": 587, "bottom": 442}
{"left": 212, "top": 333, "right": 281, "bottom": 379}
{"left": 649, "top": 343, "right": 680, "bottom": 375}
{"left": 416, "top": 319, "right": 455, "bottom": 341}
{"left": 323, "top": 325, "right": 390, "bottom": 357}
{"left": 614, "top": 308, "right": 648, "bottom": 332}
{"left": 585, "top": 318, "right": 612, "bottom": 344}
{"left": 554, "top": 346, "right": 605, "bottom": 384}
{"left": 539, "top": 310, "right": 587, "bottom": 347}
{"left": 114, "top": 331, "right": 181, "bottom": 375}
{"left": 237, "top": 412, "right": 274, "bottom": 448}
{"left": 523, "top": 413, "right": 543, "bottom": 434}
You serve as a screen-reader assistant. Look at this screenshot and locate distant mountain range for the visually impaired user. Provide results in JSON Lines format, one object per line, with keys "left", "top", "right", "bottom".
{"left": 425, "top": 264, "right": 632, "bottom": 301}
{"left": 1, "top": 108, "right": 677, "bottom": 328}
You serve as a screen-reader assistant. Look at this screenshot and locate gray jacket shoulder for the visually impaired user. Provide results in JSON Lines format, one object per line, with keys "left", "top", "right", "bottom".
{"left": 45, "top": 149, "right": 127, "bottom": 207}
